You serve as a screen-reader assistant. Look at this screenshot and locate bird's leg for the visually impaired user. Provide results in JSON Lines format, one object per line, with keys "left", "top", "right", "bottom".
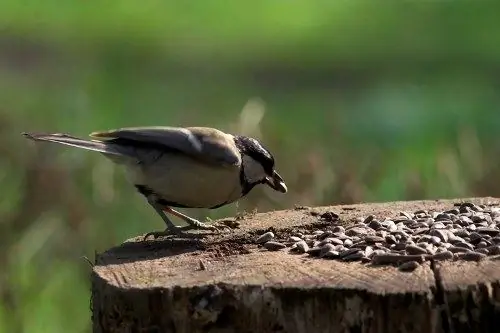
{"left": 143, "top": 198, "right": 190, "bottom": 239}
{"left": 163, "top": 207, "right": 220, "bottom": 231}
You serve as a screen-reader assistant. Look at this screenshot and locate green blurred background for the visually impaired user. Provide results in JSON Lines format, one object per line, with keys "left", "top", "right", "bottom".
{"left": 2, "top": 1, "right": 500, "bottom": 332}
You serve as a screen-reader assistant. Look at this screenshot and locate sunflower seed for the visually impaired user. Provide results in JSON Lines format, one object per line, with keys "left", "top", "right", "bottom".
{"left": 256, "top": 232, "right": 274, "bottom": 244}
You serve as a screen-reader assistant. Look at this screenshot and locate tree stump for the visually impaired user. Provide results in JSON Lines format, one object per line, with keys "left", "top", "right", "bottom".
{"left": 91, "top": 197, "right": 500, "bottom": 333}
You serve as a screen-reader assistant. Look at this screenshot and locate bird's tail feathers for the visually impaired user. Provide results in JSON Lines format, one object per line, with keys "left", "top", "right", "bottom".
{"left": 22, "top": 132, "right": 125, "bottom": 156}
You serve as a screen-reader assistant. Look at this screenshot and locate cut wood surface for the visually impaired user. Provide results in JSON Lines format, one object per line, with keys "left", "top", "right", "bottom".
{"left": 91, "top": 197, "right": 500, "bottom": 333}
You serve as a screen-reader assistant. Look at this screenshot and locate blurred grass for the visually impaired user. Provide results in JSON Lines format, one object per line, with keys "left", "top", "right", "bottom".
{"left": 1, "top": 1, "right": 500, "bottom": 332}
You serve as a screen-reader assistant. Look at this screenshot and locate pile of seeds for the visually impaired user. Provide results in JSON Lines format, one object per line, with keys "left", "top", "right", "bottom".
{"left": 255, "top": 202, "right": 500, "bottom": 272}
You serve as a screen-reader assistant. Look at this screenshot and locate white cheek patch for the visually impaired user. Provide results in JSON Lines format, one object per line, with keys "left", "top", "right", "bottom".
{"left": 242, "top": 155, "right": 267, "bottom": 183}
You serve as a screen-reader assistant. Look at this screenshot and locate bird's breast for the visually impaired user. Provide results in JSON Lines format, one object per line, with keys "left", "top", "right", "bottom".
{"left": 126, "top": 152, "right": 243, "bottom": 208}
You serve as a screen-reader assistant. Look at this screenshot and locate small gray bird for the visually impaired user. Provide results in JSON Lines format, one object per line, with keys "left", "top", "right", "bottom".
{"left": 22, "top": 126, "right": 287, "bottom": 239}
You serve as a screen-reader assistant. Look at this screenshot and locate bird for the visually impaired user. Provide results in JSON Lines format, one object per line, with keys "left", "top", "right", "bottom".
{"left": 22, "top": 126, "right": 287, "bottom": 239}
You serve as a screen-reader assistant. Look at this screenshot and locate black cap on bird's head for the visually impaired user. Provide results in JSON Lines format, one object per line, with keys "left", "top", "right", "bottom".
{"left": 234, "top": 135, "right": 287, "bottom": 193}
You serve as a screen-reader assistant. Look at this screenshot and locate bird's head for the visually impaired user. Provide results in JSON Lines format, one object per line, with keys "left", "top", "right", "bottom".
{"left": 234, "top": 136, "right": 287, "bottom": 194}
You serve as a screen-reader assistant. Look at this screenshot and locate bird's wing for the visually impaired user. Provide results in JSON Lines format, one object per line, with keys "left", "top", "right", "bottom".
{"left": 90, "top": 126, "right": 241, "bottom": 166}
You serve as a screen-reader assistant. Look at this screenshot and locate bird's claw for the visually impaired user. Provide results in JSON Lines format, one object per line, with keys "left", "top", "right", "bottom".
{"left": 143, "top": 226, "right": 188, "bottom": 240}
{"left": 194, "top": 221, "right": 239, "bottom": 233}
{"left": 143, "top": 222, "right": 226, "bottom": 241}
{"left": 189, "top": 221, "right": 222, "bottom": 232}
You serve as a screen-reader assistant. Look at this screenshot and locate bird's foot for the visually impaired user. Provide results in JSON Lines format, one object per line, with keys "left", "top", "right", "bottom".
{"left": 142, "top": 223, "right": 224, "bottom": 241}
{"left": 143, "top": 226, "right": 190, "bottom": 241}
{"left": 182, "top": 220, "right": 223, "bottom": 232}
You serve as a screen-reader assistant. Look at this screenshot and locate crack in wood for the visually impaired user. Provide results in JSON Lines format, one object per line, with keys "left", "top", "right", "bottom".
{"left": 430, "top": 259, "right": 453, "bottom": 333}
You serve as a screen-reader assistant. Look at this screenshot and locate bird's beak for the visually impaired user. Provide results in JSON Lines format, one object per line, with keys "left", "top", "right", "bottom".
{"left": 265, "top": 170, "right": 287, "bottom": 193}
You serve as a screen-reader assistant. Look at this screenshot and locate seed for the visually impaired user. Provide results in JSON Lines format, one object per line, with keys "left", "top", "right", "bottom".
{"left": 369, "top": 249, "right": 386, "bottom": 258}
{"left": 444, "top": 208, "right": 460, "bottom": 215}
{"left": 364, "top": 246, "right": 374, "bottom": 258}
{"left": 382, "top": 220, "right": 397, "bottom": 231}
{"left": 476, "top": 227, "right": 500, "bottom": 237}
{"left": 433, "top": 251, "right": 454, "bottom": 261}
{"left": 406, "top": 221, "right": 422, "bottom": 229}
{"left": 346, "top": 227, "right": 373, "bottom": 237}
{"left": 306, "top": 239, "right": 316, "bottom": 247}
{"left": 431, "top": 222, "right": 446, "bottom": 229}
{"left": 417, "top": 218, "right": 433, "bottom": 226}
{"left": 435, "top": 213, "right": 451, "bottom": 221}
{"left": 353, "top": 235, "right": 363, "bottom": 242}
{"left": 429, "top": 236, "right": 442, "bottom": 245}
{"left": 453, "top": 229, "right": 470, "bottom": 238}
{"left": 476, "top": 248, "right": 489, "bottom": 255}
{"left": 363, "top": 215, "right": 375, "bottom": 224}
{"left": 459, "top": 202, "right": 476, "bottom": 210}
{"left": 468, "top": 232, "right": 483, "bottom": 244}
{"left": 455, "top": 252, "right": 486, "bottom": 262}
{"left": 256, "top": 231, "right": 274, "bottom": 244}
{"left": 472, "top": 215, "right": 487, "bottom": 223}
{"left": 364, "top": 235, "right": 385, "bottom": 244}
{"left": 454, "top": 241, "right": 474, "bottom": 251}
{"left": 405, "top": 244, "right": 428, "bottom": 255}
{"left": 339, "top": 248, "right": 363, "bottom": 259}
{"left": 368, "top": 220, "right": 383, "bottom": 230}
{"left": 351, "top": 241, "right": 368, "bottom": 248}
{"left": 319, "top": 243, "right": 336, "bottom": 257}
{"left": 317, "top": 231, "right": 333, "bottom": 240}
{"left": 448, "top": 234, "right": 466, "bottom": 244}
{"left": 447, "top": 246, "right": 471, "bottom": 253}
{"left": 332, "top": 226, "right": 345, "bottom": 233}
{"left": 414, "top": 227, "right": 430, "bottom": 236}
{"left": 284, "top": 202, "right": 500, "bottom": 266}
{"left": 319, "top": 237, "right": 343, "bottom": 246}
{"left": 418, "top": 234, "right": 431, "bottom": 242}
{"left": 466, "top": 224, "right": 477, "bottom": 231}
{"left": 307, "top": 246, "right": 321, "bottom": 256}
{"left": 385, "top": 235, "right": 397, "bottom": 244}
{"left": 320, "top": 211, "right": 339, "bottom": 221}
{"left": 476, "top": 241, "right": 488, "bottom": 249}
{"left": 393, "top": 243, "right": 407, "bottom": 251}
{"left": 459, "top": 216, "right": 473, "bottom": 225}
{"left": 425, "top": 245, "right": 437, "bottom": 255}
{"left": 398, "top": 261, "right": 420, "bottom": 272}
{"left": 342, "top": 251, "right": 364, "bottom": 261}
{"left": 482, "top": 234, "right": 493, "bottom": 241}
{"left": 371, "top": 254, "right": 425, "bottom": 265}
{"left": 323, "top": 250, "right": 340, "bottom": 259}
{"left": 399, "top": 211, "right": 413, "bottom": 219}
{"left": 263, "top": 241, "right": 286, "bottom": 251}
{"left": 391, "top": 230, "right": 411, "bottom": 239}
{"left": 332, "top": 232, "right": 349, "bottom": 240}
{"left": 485, "top": 245, "right": 500, "bottom": 255}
